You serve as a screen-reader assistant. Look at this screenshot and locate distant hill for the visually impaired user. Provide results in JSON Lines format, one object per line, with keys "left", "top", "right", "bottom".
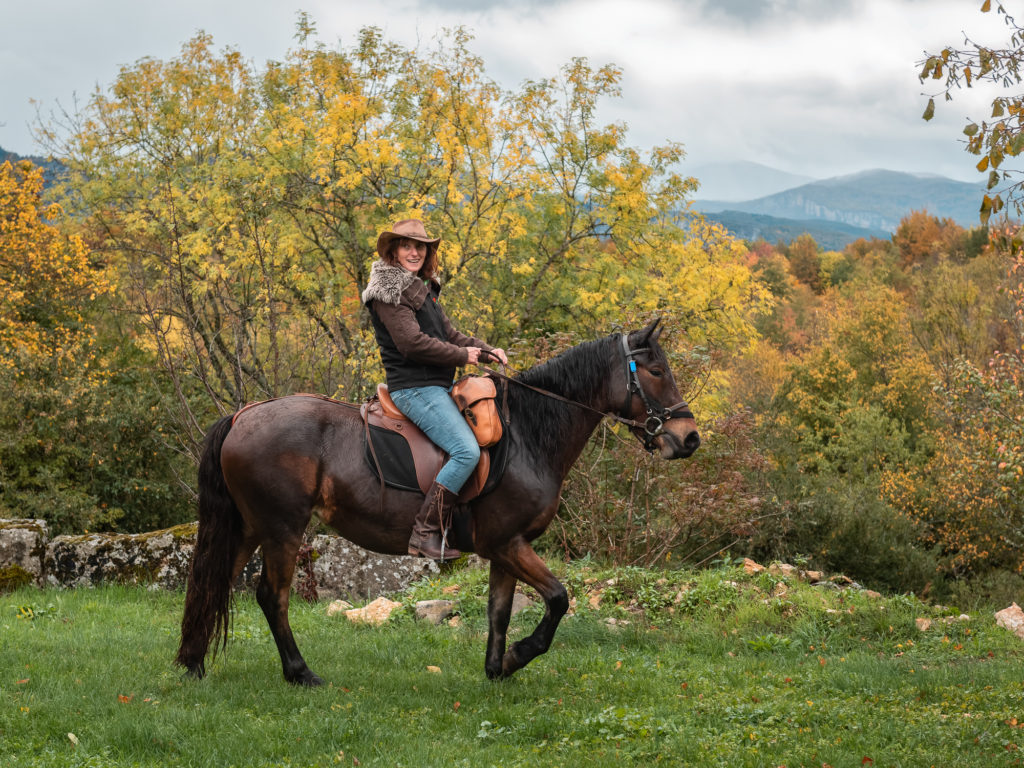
{"left": 0, "top": 145, "right": 65, "bottom": 185}
{"left": 701, "top": 210, "right": 889, "bottom": 250}
{"left": 695, "top": 169, "right": 986, "bottom": 234}
{"left": 689, "top": 160, "right": 816, "bottom": 202}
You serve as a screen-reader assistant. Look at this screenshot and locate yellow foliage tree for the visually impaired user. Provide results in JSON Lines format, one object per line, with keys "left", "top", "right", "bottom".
{"left": 42, "top": 20, "right": 768, "bottom": 450}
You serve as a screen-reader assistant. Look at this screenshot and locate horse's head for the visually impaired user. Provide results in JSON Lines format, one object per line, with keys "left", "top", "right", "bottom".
{"left": 619, "top": 318, "right": 701, "bottom": 459}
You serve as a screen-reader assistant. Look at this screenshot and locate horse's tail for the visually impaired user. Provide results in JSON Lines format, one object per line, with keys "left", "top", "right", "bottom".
{"left": 175, "top": 414, "right": 243, "bottom": 677}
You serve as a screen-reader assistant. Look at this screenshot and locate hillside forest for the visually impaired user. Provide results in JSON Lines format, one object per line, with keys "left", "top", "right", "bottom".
{"left": 2, "top": 24, "right": 1022, "bottom": 606}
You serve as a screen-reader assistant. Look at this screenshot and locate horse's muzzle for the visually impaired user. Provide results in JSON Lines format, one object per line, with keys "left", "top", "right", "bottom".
{"left": 656, "top": 428, "right": 700, "bottom": 459}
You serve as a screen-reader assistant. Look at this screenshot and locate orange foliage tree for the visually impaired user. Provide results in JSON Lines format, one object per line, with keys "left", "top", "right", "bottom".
{"left": 0, "top": 160, "right": 191, "bottom": 532}
{"left": 883, "top": 247, "right": 1024, "bottom": 576}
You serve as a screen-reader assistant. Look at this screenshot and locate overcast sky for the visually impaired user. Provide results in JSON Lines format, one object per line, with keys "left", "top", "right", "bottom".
{"left": 0, "top": 0, "right": 1011, "bottom": 184}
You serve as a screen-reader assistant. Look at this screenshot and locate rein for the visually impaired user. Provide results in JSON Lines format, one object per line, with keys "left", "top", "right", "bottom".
{"left": 479, "top": 334, "right": 693, "bottom": 452}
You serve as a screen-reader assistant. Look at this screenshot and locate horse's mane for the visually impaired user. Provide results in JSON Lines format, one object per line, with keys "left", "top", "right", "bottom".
{"left": 507, "top": 335, "right": 618, "bottom": 462}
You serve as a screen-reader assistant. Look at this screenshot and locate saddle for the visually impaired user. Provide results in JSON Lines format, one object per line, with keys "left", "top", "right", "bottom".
{"left": 360, "top": 383, "right": 508, "bottom": 503}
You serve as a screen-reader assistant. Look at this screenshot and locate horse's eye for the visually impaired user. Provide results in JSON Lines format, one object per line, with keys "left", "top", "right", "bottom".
{"left": 649, "top": 368, "right": 664, "bottom": 378}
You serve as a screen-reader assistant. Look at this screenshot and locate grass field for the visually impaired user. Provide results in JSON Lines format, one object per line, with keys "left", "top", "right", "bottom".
{"left": 2, "top": 561, "right": 1024, "bottom": 767}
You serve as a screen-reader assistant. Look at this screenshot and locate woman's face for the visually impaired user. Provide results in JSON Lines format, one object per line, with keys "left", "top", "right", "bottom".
{"left": 394, "top": 238, "right": 428, "bottom": 273}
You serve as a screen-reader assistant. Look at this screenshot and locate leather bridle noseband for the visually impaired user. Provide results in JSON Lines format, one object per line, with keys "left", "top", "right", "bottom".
{"left": 618, "top": 334, "right": 694, "bottom": 452}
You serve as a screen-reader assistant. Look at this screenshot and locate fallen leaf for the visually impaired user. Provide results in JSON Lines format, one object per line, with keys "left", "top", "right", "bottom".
{"left": 118, "top": 694, "right": 134, "bottom": 704}
{"left": 862, "top": 758, "right": 874, "bottom": 765}
{"left": 67, "top": 733, "right": 79, "bottom": 746}
{"left": 426, "top": 665, "right": 441, "bottom": 674}
{"left": 16, "top": 678, "right": 29, "bottom": 685}
{"left": 453, "top": 701, "right": 461, "bottom": 711}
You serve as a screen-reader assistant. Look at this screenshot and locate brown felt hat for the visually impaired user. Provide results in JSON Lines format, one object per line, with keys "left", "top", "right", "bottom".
{"left": 375, "top": 219, "right": 441, "bottom": 258}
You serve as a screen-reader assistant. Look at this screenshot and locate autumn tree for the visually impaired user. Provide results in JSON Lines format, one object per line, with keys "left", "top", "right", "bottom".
{"left": 0, "top": 161, "right": 191, "bottom": 533}
{"left": 919, "top": 1, "right": 1024, "bottom": 220}
{"left": 883, "top": 245, "right": 1024, "bottom": 578}
{"left": 42, "top": 20, "right": 768, "bottom": 455}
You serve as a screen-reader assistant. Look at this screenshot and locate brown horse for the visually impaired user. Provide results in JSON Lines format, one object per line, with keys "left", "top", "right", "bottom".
{"left": 175, "top": 319, "right": 700, "bottom": 685}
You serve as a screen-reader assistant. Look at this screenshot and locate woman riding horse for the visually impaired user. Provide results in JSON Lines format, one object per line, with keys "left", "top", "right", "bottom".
{"left": 176, "top": 289, "right": 699, "bottom": 685}
{"left": 361, "top": 219, "right": 507, "bottom": 561}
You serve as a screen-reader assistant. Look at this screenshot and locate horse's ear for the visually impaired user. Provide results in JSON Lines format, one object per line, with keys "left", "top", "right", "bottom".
{"left": 639, "top": 316, "right": 663, "bottom": 347}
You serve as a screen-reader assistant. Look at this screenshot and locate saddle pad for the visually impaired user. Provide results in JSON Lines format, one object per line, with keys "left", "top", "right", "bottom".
{"left": 363, "top": 416, "right": 511, "bottom": 497}
{"left": 364, "top": 425, "right": 422, "bottom": 493}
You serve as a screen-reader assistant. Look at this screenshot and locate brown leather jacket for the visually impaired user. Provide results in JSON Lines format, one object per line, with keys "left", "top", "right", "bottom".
{"left": 362, "top": 260, "right": 491, "bottom": 391}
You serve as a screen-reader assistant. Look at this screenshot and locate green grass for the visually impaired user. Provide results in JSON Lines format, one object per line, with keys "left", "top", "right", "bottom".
{"left": 3, "top": 563, "right": 1024, "bottom": 767}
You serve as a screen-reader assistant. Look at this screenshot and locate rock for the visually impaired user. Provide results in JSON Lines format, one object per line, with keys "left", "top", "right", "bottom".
{"left": 916, "top": 618, "right": 932, "bottom": 632}
{"left": 588, "top": 590, "right": 603, "bottom": 610}
{"left": 995, "top": 603, "right": 1024, "bottom": 639}
{"left": 511, "top": 592, "right": 535, "bottom": 617}
{"left": 768, "top": 563, "right": 798, "bottom": 579}
{"left": 44, "top": 524, "right": 201, "bottom": 589}
{"left": 770, "top": 582, "right": 789, "bottom": 598}
{"left": 0, "top": 518, "right": 48, "bottom": 588}
{"left": 862, "top": 590, "right": 882, "bottom": 600}
{"left": 345, "top": 597, "right": 402, "bottom": 626}
{"left": 415, "top": 599, "right": 456, "bottom": 624}
{"left": 803, "top": 570, "right": 824, "bottom": 582}
{"left": 301, "top": 534, "right": 439, "bottom": 601}
{"left": 326, "top": 599, "right": 353, "bottom": 617}
{"left": 448, "top": 615, "right": 462, "bottom": 628}
{"left": 743, "top": 558, "right": 765, "bottom": 575}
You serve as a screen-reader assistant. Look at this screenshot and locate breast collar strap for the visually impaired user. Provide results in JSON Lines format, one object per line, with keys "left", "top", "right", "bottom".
{"left": 618, "top": 333, "right": 694, "bottom": 451}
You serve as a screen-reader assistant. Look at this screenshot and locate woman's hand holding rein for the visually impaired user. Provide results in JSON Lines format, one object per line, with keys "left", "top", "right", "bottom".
{"left": 471, "top": 347, "right": 507, "bottom": 366}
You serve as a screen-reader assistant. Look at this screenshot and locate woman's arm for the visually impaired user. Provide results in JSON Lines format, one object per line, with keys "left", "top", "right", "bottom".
{"left": 373, "top": 300, "right": 469, "bottom": 366}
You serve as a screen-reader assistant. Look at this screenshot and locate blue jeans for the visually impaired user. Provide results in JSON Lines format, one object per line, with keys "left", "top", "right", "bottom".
{"left": 389, "top": 385, "right": 481, "bottom": 493}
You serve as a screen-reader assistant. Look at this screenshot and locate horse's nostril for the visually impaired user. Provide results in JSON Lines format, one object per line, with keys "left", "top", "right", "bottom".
{"left": 684, "top": 431, "right": 700, "bottom": 451}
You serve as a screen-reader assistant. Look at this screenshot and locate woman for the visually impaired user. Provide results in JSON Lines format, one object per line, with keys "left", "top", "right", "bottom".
{"left": 362, "top": 219, "right": 508, "bottom": 561}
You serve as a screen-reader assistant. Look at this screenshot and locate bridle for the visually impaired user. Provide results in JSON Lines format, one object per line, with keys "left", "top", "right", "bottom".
{"left": 481, "top": 333, "right": 694, "bottom": 453}
{"left": 618, "top": 334, "right": 694, "bottom": 452}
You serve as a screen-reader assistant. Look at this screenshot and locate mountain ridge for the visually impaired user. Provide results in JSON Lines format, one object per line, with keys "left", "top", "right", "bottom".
{"left": 693, "top": 167, "right": 987, "bottom": 246}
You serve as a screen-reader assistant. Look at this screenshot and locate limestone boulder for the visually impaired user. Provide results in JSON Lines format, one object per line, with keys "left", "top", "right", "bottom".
{"left": 0, "top": 518, "right": 49, "bottom": 589}
{"left": 415, "top": 599, "right": 456, "bottom": 624}
{"left": 298, "top": 534, "right": 439, "bottom": 601}
{"left": 345, "top": 596, "right": 403, "bottom": 625}
{"left": 45, "top": 524, "right": 199, "bottom": 589}
{"left": 995, "top": 602, "right": 1024, "bottom": 640}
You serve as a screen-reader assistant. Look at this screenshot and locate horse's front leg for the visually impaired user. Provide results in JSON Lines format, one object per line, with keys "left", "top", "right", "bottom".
{"left": 489, "top": 537, "right": 569, "bottom": 679}
{"left": 485, "top": 563, "right": 517, "bottom": 679}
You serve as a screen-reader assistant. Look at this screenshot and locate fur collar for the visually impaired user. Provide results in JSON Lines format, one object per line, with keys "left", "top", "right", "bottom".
{"left": 361, "top": 260, "right": 419, "bottom": 306}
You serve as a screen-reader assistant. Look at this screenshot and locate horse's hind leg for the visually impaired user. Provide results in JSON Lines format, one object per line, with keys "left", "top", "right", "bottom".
{"left": 488, "top": 538, "right": 569, "bottom": 679}
{"left": 256, "top": 540, "right": 323, "bottom": 687}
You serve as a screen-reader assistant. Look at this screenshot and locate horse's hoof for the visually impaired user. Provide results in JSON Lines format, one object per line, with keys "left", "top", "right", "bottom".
{"left": 288, "top": 670, "right": 324, "bottom": 687}
{"left": 181, "top": 663, "right": 205, "bottom": 680}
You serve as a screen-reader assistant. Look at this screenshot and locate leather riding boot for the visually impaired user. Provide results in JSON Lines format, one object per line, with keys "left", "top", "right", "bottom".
{"left": 408, "top": 481, "right": 462, "bottom": 561}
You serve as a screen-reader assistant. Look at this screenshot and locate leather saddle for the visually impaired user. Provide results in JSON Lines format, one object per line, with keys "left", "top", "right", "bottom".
{"left": 360, "top": 384, "right": 506, "bottom": 503}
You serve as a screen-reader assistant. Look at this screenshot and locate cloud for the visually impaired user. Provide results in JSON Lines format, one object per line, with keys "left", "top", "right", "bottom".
{"left": 0, "top": 0, "right": 1006, "bottom": 182}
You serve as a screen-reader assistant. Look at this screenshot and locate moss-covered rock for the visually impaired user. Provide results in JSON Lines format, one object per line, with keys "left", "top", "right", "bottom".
{"left": 45, "top": 523, "right": 200, "bottom": 589}
{"left": 0, "top": 518, "right": 49, "bottom": 586}
{"left": 0, "top": 564, "right": 34, "bottom": 592}
{"left": 301, "top": 534, "right": 438, "bottom": 601}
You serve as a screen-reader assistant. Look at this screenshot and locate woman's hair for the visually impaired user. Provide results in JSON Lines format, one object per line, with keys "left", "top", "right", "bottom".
{"left": 384, "top": 237, "right": 439, "bottom": 281}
